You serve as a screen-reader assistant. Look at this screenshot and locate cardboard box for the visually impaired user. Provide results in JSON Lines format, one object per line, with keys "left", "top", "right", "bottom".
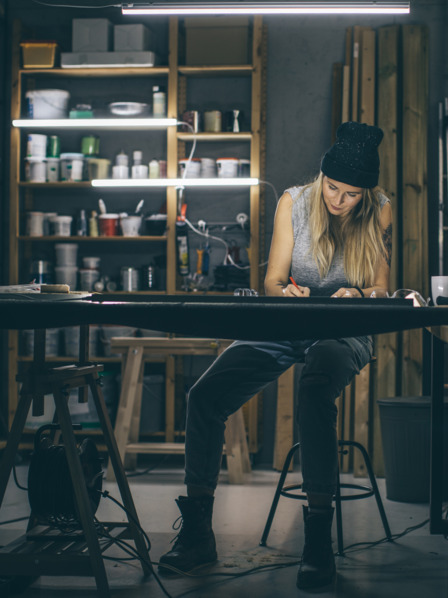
{"left": 114, "top": 24, "right": 153, "bottom": 51}
{"left": 72, "top": 18, "right": 113, "bottom": 52}
{"left": 184, "top": 17, "right": 251, "bottom": 65}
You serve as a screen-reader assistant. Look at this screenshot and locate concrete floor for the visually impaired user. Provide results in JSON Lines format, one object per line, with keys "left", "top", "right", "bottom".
{"left": 1, "top": 461, "right": 447, "bottom": 598}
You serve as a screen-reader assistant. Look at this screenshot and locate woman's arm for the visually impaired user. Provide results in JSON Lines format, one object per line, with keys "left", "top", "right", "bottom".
{"left": 264, "top": 192, "right": 310, "bottom": 297}
{"left": 332, "top": 201, "right": 393, "bottom": 298}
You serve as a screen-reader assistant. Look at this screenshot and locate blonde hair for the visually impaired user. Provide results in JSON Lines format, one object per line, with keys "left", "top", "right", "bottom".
{"left": 305, "top": 173, "right": 386, "bottom": 287}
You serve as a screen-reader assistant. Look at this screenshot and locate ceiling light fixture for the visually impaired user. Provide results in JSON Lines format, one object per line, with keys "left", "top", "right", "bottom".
{"left": 122, "top": 2, "right": 410, "bottom": 16}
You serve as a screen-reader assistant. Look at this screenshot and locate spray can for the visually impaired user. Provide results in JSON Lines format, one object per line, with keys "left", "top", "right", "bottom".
{"left": 176, "top": 220, "right": 190, "bottom": 276}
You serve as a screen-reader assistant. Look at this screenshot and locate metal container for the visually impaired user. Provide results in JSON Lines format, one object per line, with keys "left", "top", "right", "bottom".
{"left": 121, "top": 266, "right": 139, "bottom": 291}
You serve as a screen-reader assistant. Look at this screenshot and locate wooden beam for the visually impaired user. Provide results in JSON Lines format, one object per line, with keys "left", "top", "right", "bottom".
{"left": 273, "top": 366, "right": 295, "bottom": 471}
{"left": 331, "top": 62, "right": 343, "bottom": 142}
{"left": 401, "top": 25, "right": 429, "bottom": 396}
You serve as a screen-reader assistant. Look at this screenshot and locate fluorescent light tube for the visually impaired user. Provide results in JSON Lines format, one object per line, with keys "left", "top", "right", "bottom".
{"left": 13, "top": 118, "right": 178, "bottom": 129}
{"left": 122, "top": 2, "right": 410, "bottom": 16}
{"left": 92, "top": 178, "right": 259, "bottom": 187}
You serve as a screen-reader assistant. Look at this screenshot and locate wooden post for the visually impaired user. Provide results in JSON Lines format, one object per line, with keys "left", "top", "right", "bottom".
{"left": 353, "top": 363, "right": 371, "bottom": 477}
{"left": 401, "top": 25, "right": 429, "bottom": 396}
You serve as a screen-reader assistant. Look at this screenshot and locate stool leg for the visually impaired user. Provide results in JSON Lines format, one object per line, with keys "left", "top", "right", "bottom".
{"left": 345, "top": 440, "right": 392, "bottom": 540}
{"left": 334, "top": 473, "right": 344, "bottom": 555}
{"left": 260, "top": 443, "right": 301, "bottom": 547}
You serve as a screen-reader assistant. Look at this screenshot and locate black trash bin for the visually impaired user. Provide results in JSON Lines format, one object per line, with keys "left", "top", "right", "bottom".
{"left": 377, "top": 396, "right": 448, "bottom": 503}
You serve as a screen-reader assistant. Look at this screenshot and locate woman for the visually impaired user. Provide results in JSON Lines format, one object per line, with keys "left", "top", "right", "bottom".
{"left": 159, "top": 122, "right": 392, "bottom": 589}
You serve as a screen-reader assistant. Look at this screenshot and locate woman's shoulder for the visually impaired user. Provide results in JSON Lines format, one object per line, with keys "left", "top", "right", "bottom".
{"left": 284, "top": 185, "right": 308, "bottom": 202}
{"left": 377, "top": 190, "right": 390, "bottom": 208}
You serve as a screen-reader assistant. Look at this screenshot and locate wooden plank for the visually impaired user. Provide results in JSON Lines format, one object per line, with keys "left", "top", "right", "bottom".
{"left": 166, "top": 16, "right": 179, "bottom": 294}
{"left": 249, "top": 15, "right": 263, "bottom": 292}
{"left": 359, "top": 29, "right": 375, "bottom": 125}
{"left": 331, "top": 62, "right": 343, "bottom": 142}
{"left": 350, "top": 26, "right": 362, "bottom": 121}
{"left": 401, "top": 25, "right": 429, "bottom": 396}
{"left": 353, "top": 363, "right": 370, "bottom": 477}
{"left": 165, "top": 355, "right": 176, "bottom": 442}
{"left": 374, "top": 25, "right": 400, "bottom": 475}
{"left": 341, "top": 65, "right": 351, "bottom": 124}
{"left": 273, "top": 366, "right": 295, "bottom": 471}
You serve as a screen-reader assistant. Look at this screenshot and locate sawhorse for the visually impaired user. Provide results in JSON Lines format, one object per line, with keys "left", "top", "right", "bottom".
{"left": 106, "top": 337, "right": 252, "bottom": 485}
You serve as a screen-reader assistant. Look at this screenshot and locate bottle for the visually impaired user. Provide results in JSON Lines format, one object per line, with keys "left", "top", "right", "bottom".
{"left": 133, "top": 150, "right": 142, "bottom": 166}
{"left": 89, "top": 210, "right": 99, "bottom": 237}
{"left": 176, "top": 220, "right": 190, "bottom": 276}
{"left": 131, "top": 150, "right": 148, "bottom": 179}
{"left": 152, "top": 86, "right": 166, "bottom": 117}
{"left": 149, "top": 159, "right": 160, "bottom": 179}
{"left": 76, "top": 209, "right": 87, "bottom": 236}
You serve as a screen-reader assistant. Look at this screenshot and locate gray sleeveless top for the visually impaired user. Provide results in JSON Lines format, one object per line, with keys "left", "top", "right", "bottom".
{"left": 288, "top": 185, "right": 390, "bottom": 297}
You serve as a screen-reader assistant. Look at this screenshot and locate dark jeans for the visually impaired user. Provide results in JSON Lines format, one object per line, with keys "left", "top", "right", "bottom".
{"left": 184, "top": 337, "right": 373, "bottom": 496}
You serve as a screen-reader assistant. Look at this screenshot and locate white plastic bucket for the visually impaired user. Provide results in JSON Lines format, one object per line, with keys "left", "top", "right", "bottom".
{"left": 25, "top": 157, "right": 46, "bottom": 182}
{"left": 46, "top": 157, "right": 60, "bottom": 182}
{"left": 120, "top": 215, "right": 142, "bottom": 237}
{"left": 216, "top": 157, "right": 239, "bottom": 178}
{"left": 26, "top": 134, "right": 47, "bottom": 157}
{"left": 55, "top": 243, "right": 78, "bottom": 266}
{"left": 26, "top": 211, "right": 45, "bottom": 237}
{"left": 26, "top": 89, "right": 70, "bottom": 119}
{"left": 178, "top": 158, "right": 201, "bottom": 178}
{"left": 54, "top": 265, "right": 78, "bottom": 290}
{"left": 50, "top": 215, "right": 73, "bottom": 236}
{"left": 60, "top": 153, "right": 84, "bottom": 182}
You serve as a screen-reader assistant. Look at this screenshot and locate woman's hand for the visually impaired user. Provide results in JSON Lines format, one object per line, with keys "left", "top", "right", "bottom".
{"left": 282, "top": 283, "right": 310, "bottom": 297}
{"left": 331, "top": 287, "right": 363, "bottom": 298}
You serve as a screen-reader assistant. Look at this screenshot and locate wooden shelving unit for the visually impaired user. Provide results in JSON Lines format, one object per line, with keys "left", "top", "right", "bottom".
{"left": 6, "top": 16, "right": 266, "bottom": 451}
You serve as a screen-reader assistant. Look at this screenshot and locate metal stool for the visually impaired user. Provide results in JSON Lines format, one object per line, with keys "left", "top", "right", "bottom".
{"left": 260, "top": 440, "right": 392, "bottom": 555}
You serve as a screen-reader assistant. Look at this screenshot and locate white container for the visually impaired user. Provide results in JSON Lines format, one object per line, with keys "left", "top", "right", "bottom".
{"left": 55, "top": 242, "right": 78, "bottom": 266}
{"left": 26, "top": 89, "right": 70, "bottom": 119}
{"left": 46, "top": 157, "right": 60, "bottom": 182}
{"left": 25, "top": 157, "right": 46, "bottom": 182}
{"left": 60, "top": 153, "right": 84, "bottom": 182}
{"left": 83, "top": 256, "right": 101, "bottom": 269}
{"left": 200, "top": 157, "right": 216, "bottom": 178}
{"left": 148, "top": 160, "right": 159, "bottom": 179}
{"left": 178, "top": 158, "right": 201, "bottom": 178}
{"left": 79, "top": 268, "right": 100, "bottom": 292}
{"left": 132, "top": 164, "right": 149, "bottom": 179}
{"left": 431, "top": 276, "right": 448, "bottom": 305}
{"left": 26, "top": 211, "right": 45, "bottom": 237}
{"left": 112, "top": 164, "right": 129, "bottom": 179}
{"left": 120, "top": 215, "right": 142, "bottom": 237}
{"left": 50, "top": 215, "right": 73, "bottom": 237}
{"left": 216, "top": 157, "right": 239, "bottom": 178}
{"left": 26, "top": 134, "right": 47, "bottom": 157}
{"left": 55, "top": 265, "right": 78, "bottom": 290}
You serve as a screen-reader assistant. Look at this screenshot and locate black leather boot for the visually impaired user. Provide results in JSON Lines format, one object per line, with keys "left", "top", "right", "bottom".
{"left": 158, "top": 495, "right": 217, "bottom": 575}
{"left": 296, "top": 505, "right": 336, "bottom": 589}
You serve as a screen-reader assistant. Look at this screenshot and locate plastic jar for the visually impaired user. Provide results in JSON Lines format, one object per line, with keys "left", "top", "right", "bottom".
{"left": 79, "top": 268, "right": 100, "bottom": 292}
{"left": 25, "top": 89, "right": 70, "bottom": 119}
{"left": 26, "top": 211, "right": 45, "bottom": 237}
{"left": 49, "top": 215, "right": 73, "bottom": 236}
{"left": 55, "top": 243, "right": 78, "bottom": 266}
{"left": 25, "top": 157, "right": 47, "bottom": 182}
{"left": 82, "top": 256, "right": 101, "bottom": 270}
{"left": 46, "top": 157, "right": 60, "bottom": 182}
{"left": 216, "top": 157, "right": 239, "bottom": 178}
{"left": 54, "top": 266, "right": 78, "bottom": 290}
{"left": 178, "top": 158, "right": 201, "bottom": 178}
{"left": 26, "top": 133, "right": 47, "bottom": 157}
{"left": 60, "top": 153, "right": 84, "bottom": 182}
{"left": 120, "top": 215, "right": 142, "bottom": 237}
{"left": 99, "top": 214, "right": 119, "bottom": 236}
{"left": 200, "top": 158, "right": 217, "bottom": 178}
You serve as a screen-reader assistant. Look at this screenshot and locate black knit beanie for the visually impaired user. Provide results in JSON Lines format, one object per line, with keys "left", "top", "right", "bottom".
{"left": 321, "top": 121, "right": 384, "bottom": 188}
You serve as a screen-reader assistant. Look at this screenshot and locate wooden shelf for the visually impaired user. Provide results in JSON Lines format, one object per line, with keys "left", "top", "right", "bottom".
{"left": 177, "top": 132, "right": 252, "bottom": 142}
{"left": 178, "top": 65, "right": 253, "bottom": 76}
{"left": 18, "top": 235, "right": 167, "bottom": 242}
{"left": 19, "top": 67, "right": 170, "bottom": 77}
{"left": 19, "top": 181, "right": 91, "bottom": 188}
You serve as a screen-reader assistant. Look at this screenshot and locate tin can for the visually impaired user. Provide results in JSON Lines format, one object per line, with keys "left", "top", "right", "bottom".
{"left": 203, "top": 110, "right": 222, "bottom": 133}
{"left": 121, "top": 267, "right": 139, "bottom": 291}
{"left": 47, "top": 135, "right": 60, "bottom": 158}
